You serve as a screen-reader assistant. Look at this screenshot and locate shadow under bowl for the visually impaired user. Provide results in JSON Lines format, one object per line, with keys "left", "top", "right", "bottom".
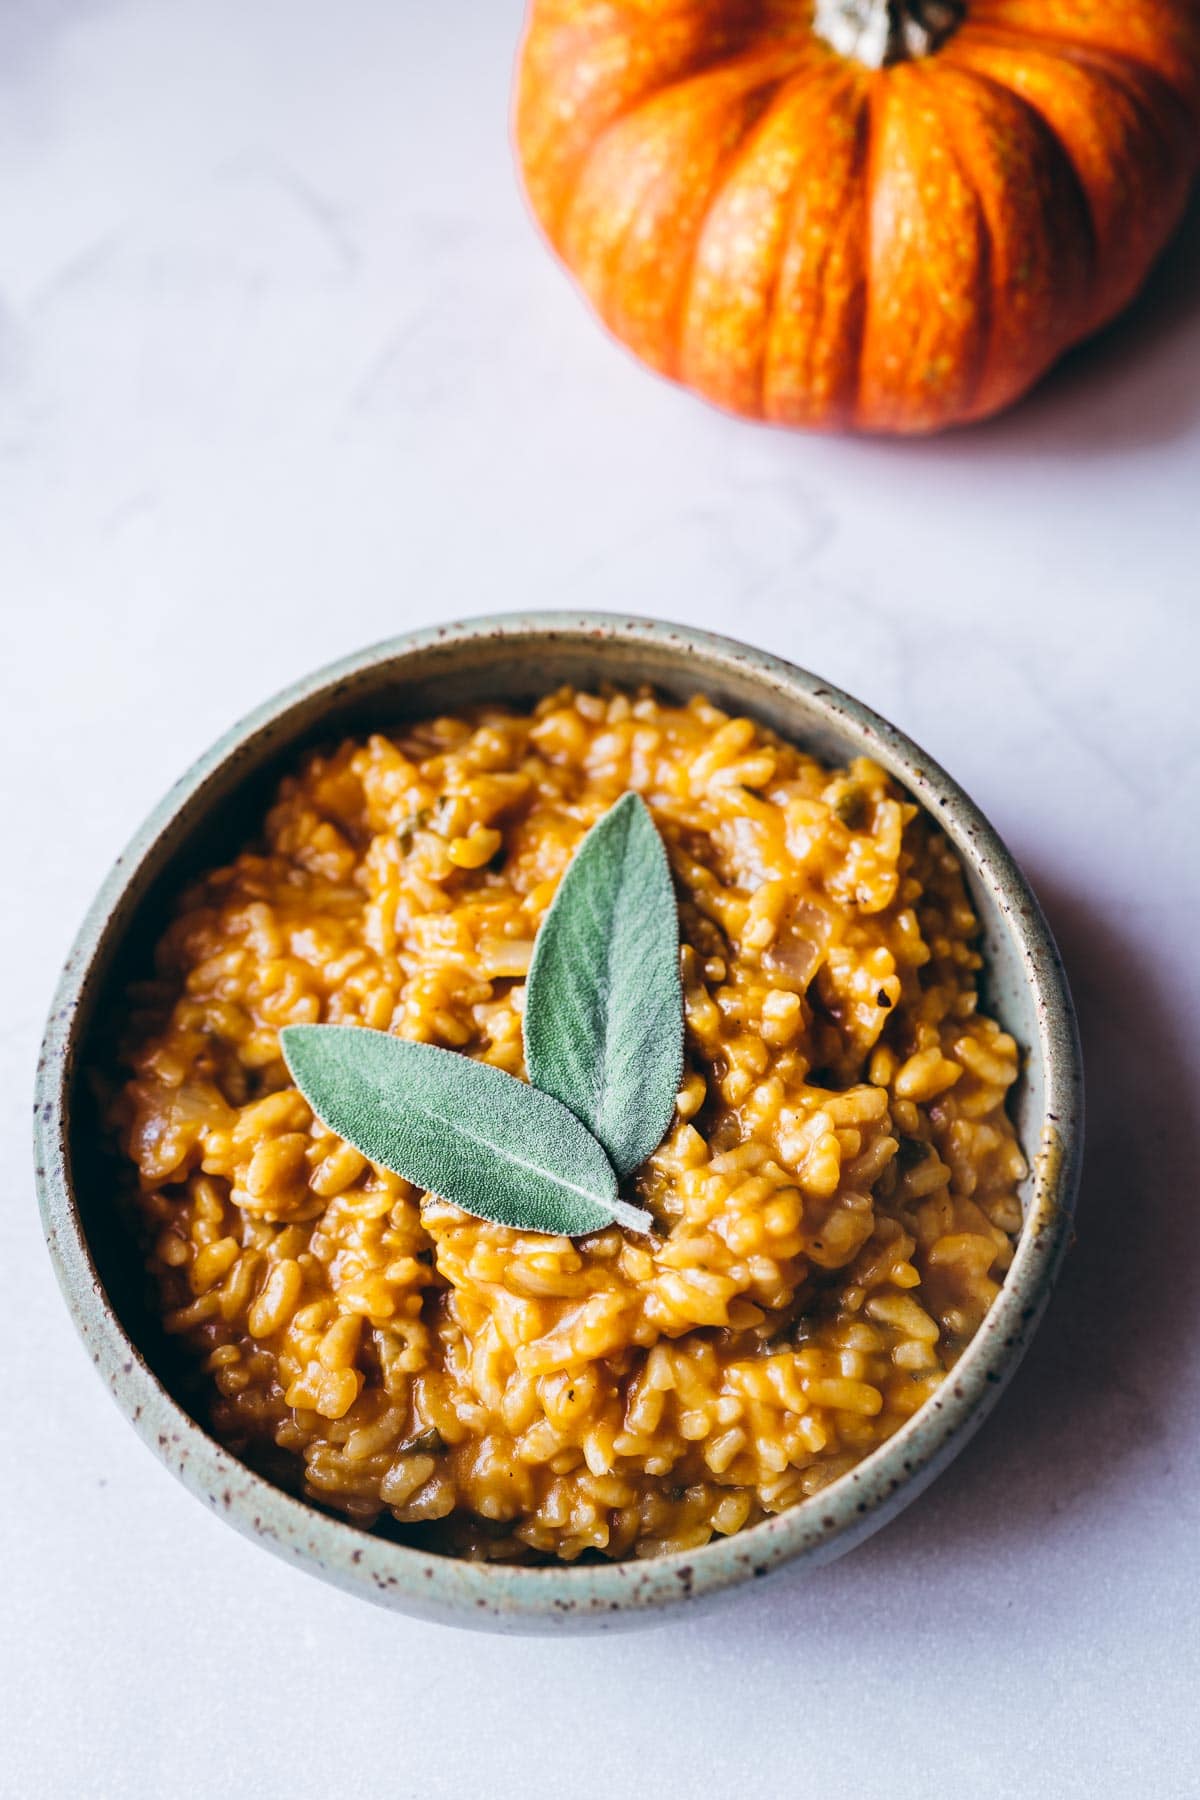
{"left": 34, "top": 612, "right": 1083, "bottom": 1632}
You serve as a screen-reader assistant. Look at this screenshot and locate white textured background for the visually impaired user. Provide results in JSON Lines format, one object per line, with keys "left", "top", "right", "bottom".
{"left": 4, "top": 4, "right": 1200, "bottom": 1795}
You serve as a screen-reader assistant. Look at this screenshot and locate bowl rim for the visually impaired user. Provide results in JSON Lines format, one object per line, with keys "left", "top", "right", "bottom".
{"left": 34, "top": 611, "right": 1083, "bottom": 1628}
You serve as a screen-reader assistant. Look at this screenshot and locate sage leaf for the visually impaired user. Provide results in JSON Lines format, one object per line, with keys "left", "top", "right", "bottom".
{"left": 524, "top": 792, "right": 684, "bottom": 1178}
{"left": 280, "top": 1025, "right": 652, "bottom": 1237}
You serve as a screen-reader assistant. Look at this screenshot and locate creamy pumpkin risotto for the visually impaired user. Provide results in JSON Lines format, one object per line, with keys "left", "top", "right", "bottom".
{"left": 108, "top": 690, "right": 1026, "bottom": 1561}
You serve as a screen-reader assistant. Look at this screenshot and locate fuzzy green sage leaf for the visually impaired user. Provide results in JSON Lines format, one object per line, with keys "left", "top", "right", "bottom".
{"left": 279, "top": 1025, "right": 652, "bottom": 1237}
{"left": 524, "top": 791, "right": 684, "bottom": 1179}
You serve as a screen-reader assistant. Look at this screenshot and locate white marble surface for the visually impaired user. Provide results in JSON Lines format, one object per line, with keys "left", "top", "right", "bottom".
{"left": 4, "top": 3, "right": 1200, "bottom": 1794}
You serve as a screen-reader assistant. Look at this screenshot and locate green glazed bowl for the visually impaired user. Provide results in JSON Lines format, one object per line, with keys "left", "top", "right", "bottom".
{"left": 34, "top": 613, "right": 1082, "bottom": 1632}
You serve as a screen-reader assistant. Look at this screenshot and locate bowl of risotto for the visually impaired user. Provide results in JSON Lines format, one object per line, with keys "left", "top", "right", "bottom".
{"left": 35, "top": 613, "right": 1081, "bottom": 1630}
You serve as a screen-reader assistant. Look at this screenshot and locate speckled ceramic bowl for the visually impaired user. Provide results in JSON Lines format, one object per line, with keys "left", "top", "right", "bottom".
{"left": 35, "top": 613, "right": 1082, "bottom": 1632}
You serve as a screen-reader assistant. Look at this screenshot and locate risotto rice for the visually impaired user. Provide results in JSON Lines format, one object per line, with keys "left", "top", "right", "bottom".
{"left": 107, "top": 688, "right": 1025, "bottom": 1562}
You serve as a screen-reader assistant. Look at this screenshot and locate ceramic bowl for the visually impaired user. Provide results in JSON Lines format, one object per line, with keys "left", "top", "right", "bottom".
{"left": 35, "top": 613, "right": 1082, "bottom": 1632}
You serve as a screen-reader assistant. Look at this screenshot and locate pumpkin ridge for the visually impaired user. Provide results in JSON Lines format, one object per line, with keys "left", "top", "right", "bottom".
{"left": 517, "top": 10, "right": 771, "bottom": 244}
{"left": 677, "top": 58, "right": 859, "bottom": 412}
{"left": 848, "top": 74, "right": 884, "bottom": 429}
{"left": 966, "top": 0, "right": 1200, "bottom": 113}
{"left": 560, "top": 48, "right": 807, "bottom": 356}
{"left": 941, "top": 30, "right": 1187, "bottom": 337}
{"left": 958, "top": 19, "right": 1200, "bottom": 113}
{"left": 943, "top": 58, "right": 1102, "bottom": 290}
{"left": 854, "top": 66, "right": 992, "bottom": 431}
{"left": 631, "top": 67, "right": 796, "bottom": 371}
{"left": 925, "top": 59, "right": 1098, "bottom": 421}
{"left": 909, "top": 64, "right": 998, "bottom": 423}
{"left": 668, "top": 68, "right": 803, "bottom": 381}
{"left": 572, "top": 45, "right": 805, "bottom": 185}
{"left": 681, "top": 54, "right": 871, "bottom": 424}
{"left": 772, "top": 70, "right": 870, "bottom": 427}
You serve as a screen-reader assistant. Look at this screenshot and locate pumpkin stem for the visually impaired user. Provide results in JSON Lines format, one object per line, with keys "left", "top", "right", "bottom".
{"left": 813, "top": 0, "right": 964, "bottom": 67}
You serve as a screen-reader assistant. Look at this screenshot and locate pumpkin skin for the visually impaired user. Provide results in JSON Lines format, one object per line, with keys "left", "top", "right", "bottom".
{"left": 514, "top": 1, "right": 1200, "bottom": 433}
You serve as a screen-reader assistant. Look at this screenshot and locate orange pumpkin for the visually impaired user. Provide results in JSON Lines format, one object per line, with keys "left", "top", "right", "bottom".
{"left": 514, "top": 1, "right": 1200, "bottom": 433}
